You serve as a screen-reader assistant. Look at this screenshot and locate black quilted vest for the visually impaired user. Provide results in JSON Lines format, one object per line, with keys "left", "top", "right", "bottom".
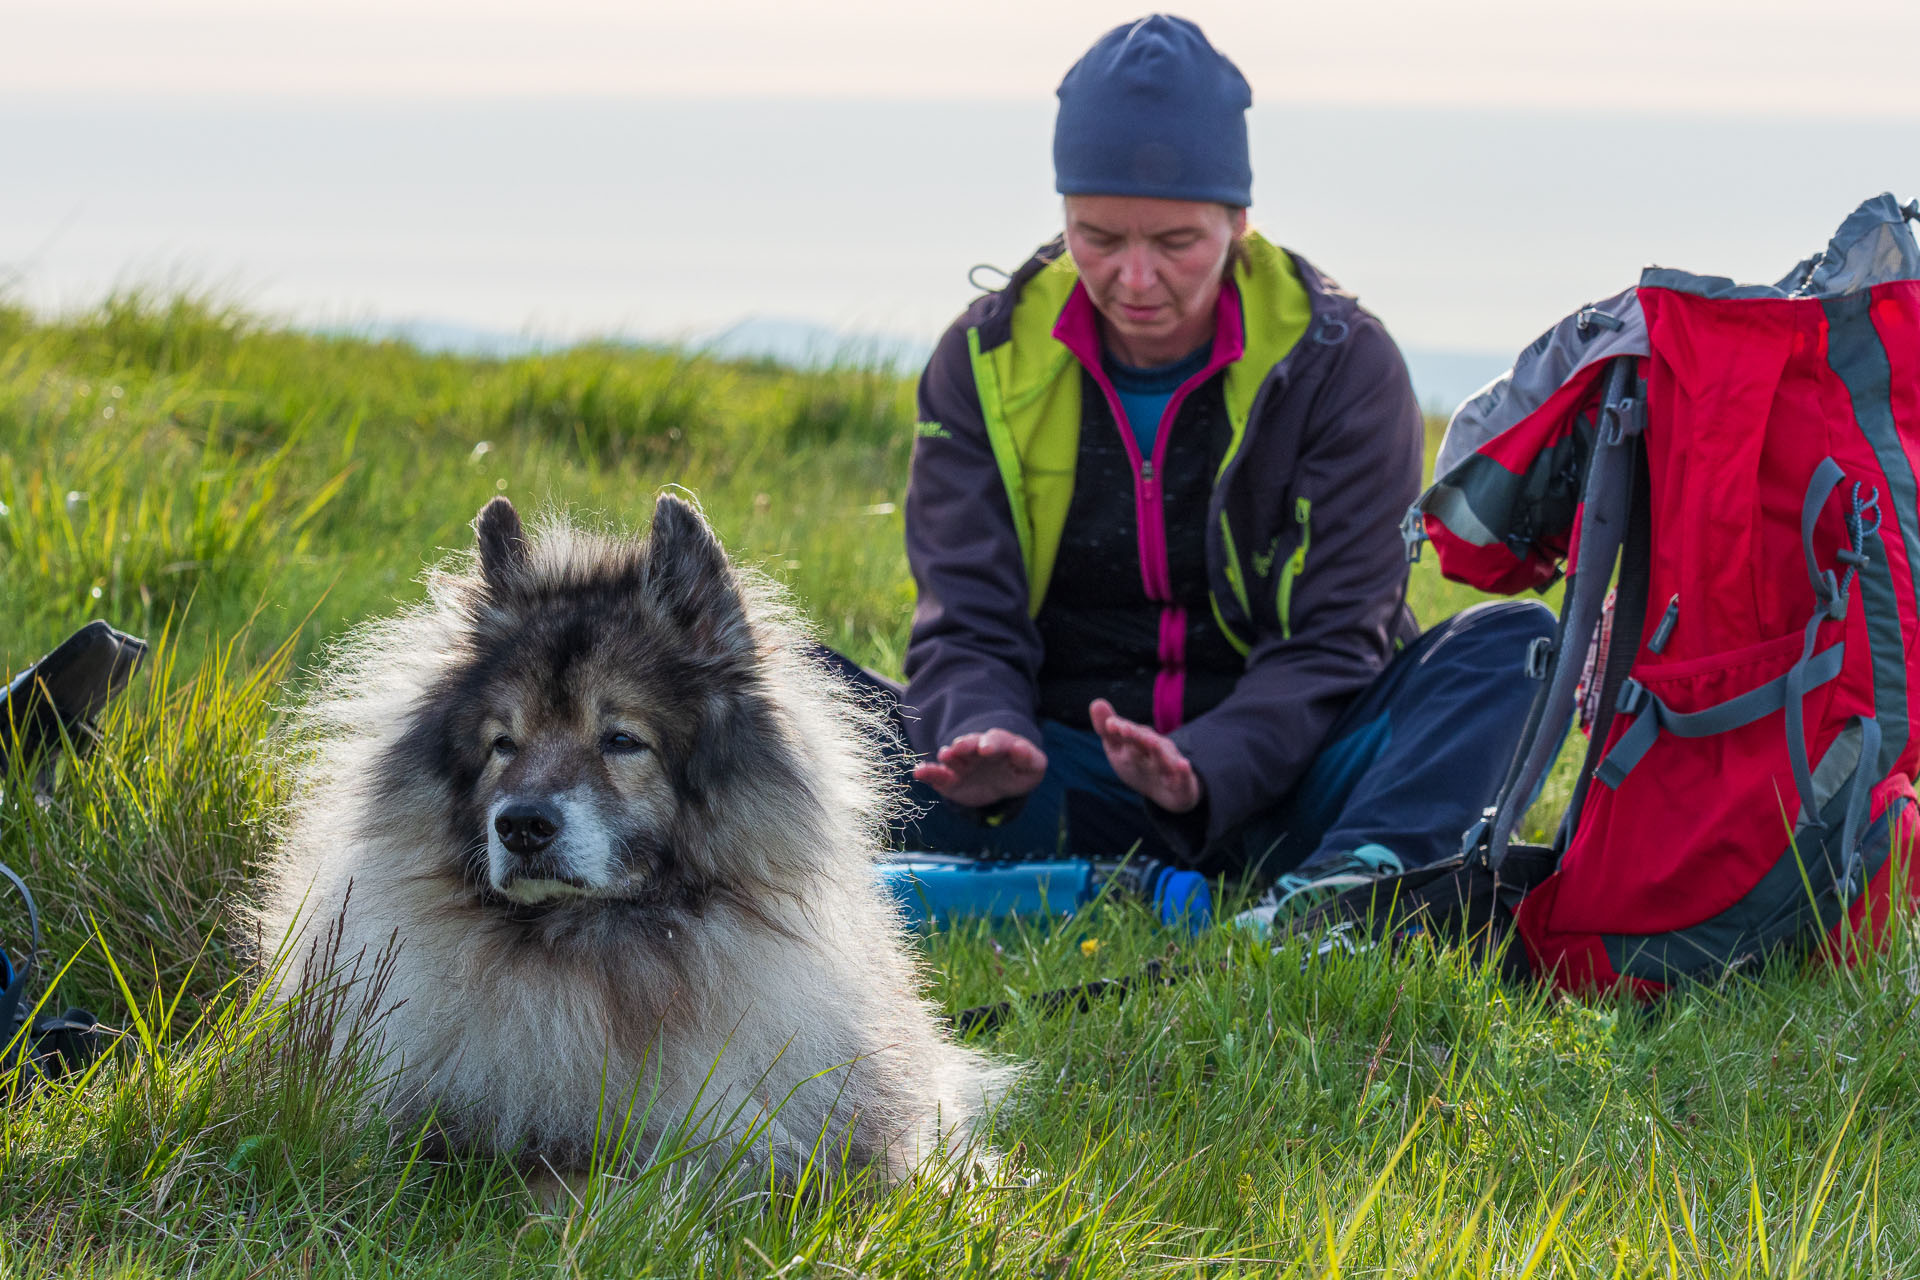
{"left": 1034, "top": 368, "right": 1247, "bottom": 730}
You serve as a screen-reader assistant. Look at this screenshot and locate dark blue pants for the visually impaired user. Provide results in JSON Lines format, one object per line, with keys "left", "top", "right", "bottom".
{"left": 836, "top": 599, "right": 1554, "bottom": 881}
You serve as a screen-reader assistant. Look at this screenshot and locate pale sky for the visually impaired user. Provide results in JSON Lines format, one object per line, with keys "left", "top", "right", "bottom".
{"left": 11, "top": 0, "right": 1920, "bottom": 115}
{"left": 6, "top": 2, "right": 1920, "bottom": 387}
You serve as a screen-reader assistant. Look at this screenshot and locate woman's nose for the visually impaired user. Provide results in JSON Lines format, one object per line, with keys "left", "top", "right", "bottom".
{"left": 1118, "top": 246, "right": 1156, "bottom": 293}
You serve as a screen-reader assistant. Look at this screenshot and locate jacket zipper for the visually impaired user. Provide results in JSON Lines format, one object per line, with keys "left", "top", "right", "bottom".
{"left": 1139, "top": 461, "right": 1166, "bottom": 595}
{"left": 1050, "top": 281, "right": 1248, "bottom": 730}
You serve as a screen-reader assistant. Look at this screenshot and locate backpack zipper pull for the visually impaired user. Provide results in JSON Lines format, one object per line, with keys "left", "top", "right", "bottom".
{"left": 1648, "top": 595, "right": 1680, "bottom": 654}
{"left": 1141, "top": 459, "right": 1154, "bottom": 483}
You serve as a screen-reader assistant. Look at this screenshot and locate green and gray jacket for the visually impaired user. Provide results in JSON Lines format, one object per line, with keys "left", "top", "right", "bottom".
{"left": 904, "top": 233, "right": 1422, "bottom": 853}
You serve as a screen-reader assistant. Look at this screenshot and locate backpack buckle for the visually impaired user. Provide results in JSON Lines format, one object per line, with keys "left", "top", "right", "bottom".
{"left": 1816, "top": 567, "right": 1849, "bottom": 620}
{"left": 1601, "top": 396, "right": 1645, "bottom": 445}
{"left": 1400, "top": 506, "right": 1427, "bottom": 563}
{"left": 1459, "top": 805, "right": 1498, "bottom": 861}
{"left": 1524, "top": 635, "right": 1554, "bottom": 680}
{"left": 1616, "top": 678, "right": 1648, "bottom": 715}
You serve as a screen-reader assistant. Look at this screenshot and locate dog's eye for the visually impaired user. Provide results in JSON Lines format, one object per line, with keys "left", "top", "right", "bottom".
{"left": 603, "top": 731, "right": 649, "bottom": 755}
{"left": 491, "top": 735, "right": 517, "bottom": 758}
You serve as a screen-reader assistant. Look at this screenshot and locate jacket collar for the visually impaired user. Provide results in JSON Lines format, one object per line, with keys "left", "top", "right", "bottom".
{"left": 1048, "top": 276, "right": 1247, "bottom": 378}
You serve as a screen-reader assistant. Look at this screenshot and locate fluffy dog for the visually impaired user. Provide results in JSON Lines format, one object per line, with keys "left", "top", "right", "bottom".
{"left": 252, "top": 493, "right": 1005, "bottom": 1185}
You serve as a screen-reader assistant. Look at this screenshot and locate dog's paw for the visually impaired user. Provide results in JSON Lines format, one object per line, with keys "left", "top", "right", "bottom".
{"left": 523, "top": 1162, "right": 591, "bottom": 1216}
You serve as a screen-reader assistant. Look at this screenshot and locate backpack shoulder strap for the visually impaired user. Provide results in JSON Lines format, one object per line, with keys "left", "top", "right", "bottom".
{"left": 1558, "top": 442, "right": 1655, "bottom": 849}
{"left": 1485, "top": 356, "right": 1646, "bottom": 870}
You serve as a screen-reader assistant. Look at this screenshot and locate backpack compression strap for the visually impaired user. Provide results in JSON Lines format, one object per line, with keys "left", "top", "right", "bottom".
{"left": 1484, "top": 356, "right": 1644, "bottom": 871}
{"left": 1593, "top": 456, "right": 1883, "bottom": 870}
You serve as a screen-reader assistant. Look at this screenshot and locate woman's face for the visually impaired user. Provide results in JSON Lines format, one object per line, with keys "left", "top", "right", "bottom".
{"left": 1063, "top": 195, "right": 1246, "bottom": 366}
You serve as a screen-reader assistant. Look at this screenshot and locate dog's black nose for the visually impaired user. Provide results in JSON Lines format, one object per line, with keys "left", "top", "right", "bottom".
{"left": 495, "top": 801, "right": 562, "bottom": 856}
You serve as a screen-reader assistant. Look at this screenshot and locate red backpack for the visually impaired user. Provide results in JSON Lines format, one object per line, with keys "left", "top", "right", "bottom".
{"left": 1406, "top": 193, "right": 1920, "bottom": 995}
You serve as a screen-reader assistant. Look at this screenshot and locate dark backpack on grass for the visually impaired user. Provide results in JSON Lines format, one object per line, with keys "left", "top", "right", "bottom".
{"left": 1, "top": 620, "right": 145, "bottom": 1090}
{"left": 1307, "top": 194, "right": 1920, "bottom": 995}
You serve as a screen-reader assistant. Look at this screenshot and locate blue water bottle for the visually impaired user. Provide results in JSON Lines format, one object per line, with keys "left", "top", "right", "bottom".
{"left": 1102, "top": 856, "right": 1213, "bottom": 932}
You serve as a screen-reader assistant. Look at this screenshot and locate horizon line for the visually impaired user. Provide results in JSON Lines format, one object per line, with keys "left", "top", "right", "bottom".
{"left": 5, "top": 90, "right": 1918, "bottom": 126}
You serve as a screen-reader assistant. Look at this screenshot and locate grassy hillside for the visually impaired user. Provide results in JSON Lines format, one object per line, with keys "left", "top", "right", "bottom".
{"left": 1, "top": 296, "right": 1913, "bottom": 1277}
{"left": 0, "top": 292, "right": 926, "bottom": 677}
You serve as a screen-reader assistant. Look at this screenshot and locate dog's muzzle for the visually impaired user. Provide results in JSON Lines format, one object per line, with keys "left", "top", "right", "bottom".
{"left": 495, "top": 799, "right": 562, "bottom": 856}
{"left": 486, "top": 792, "right": 626, "bottom": 902}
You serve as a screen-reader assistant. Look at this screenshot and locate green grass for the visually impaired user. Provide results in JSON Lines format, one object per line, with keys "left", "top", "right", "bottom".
{"left": 3, "top": 293, "right": 1917, "bottom": 1276}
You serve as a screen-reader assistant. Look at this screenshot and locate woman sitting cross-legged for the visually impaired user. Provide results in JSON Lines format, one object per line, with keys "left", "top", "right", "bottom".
{"left": 835, "top": 15, "right": 1551, "bottom": 924}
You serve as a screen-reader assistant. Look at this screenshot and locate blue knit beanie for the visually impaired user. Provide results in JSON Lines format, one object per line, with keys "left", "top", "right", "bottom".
{"left": 1053, "top": 15, "right": 1252, "bottom": 207}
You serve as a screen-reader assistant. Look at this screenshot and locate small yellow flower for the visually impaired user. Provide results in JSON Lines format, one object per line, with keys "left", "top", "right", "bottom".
{"left": 1080, "top": 938, "right": 1101, "bottom": 957}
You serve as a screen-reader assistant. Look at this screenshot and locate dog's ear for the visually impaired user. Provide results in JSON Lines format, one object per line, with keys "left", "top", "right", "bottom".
{"left": 646, "top": 493, "right": 750, "bottom": 657}
{"left": 474, "top": 497, "right": 530, "bottom": 593}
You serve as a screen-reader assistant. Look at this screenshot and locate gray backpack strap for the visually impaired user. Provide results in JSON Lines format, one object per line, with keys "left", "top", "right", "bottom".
{"left": 1485, "top": 356, "right": 1645, "bottom": 871}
